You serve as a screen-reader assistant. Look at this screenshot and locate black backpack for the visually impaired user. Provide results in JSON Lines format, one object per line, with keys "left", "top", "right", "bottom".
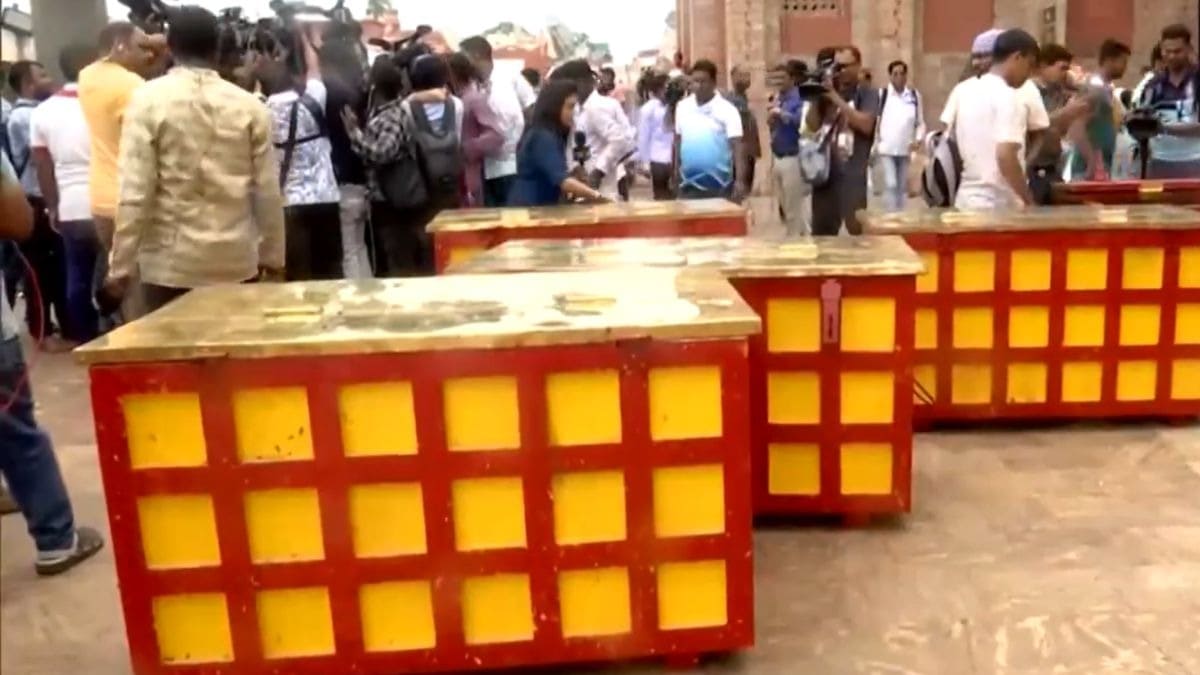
{"left": 379, "top": 99, "right": 462, "bottom": 210}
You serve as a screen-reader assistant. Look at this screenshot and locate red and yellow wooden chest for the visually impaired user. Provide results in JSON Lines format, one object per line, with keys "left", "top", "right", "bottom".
{"left": 425, "top": 199, "right": 748, "bottom": 273}
{"left": 861, "top": 204, "right": 1200, "bottom": 423}
{"left": 76, "top": 269, "right": 760, "bottom": 674}
{"left": 451, "top": 236, "right": 924, "bottom": 520}
{"left": 1053, "top": 179, "right": 1200, "bottom": 210}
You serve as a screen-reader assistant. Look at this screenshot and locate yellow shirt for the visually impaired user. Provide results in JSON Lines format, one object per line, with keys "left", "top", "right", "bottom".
{"left": 110, "top": 65, "right": 285, "bottom": 289}
{"left": 78, "top": 60, "right": 145, "bottom": 219}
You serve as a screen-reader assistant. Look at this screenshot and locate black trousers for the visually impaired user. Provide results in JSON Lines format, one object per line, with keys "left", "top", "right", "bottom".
{"left": 285, "top": 202, "right": 344, "bottom": 282}
{"left": 3, "top": 197, "right": 67, "bottom": 338}
{"left": 370, "top": 201, "right": 436, "bottom": 277}
{"left": 650, "top": 162, "right": 674, "bottom": 200}
{"left": 1028, "top": 165, "right": 1061, "bottom": 206}
{"left": 484, "top": 176, "right": 515, "bottom": 207}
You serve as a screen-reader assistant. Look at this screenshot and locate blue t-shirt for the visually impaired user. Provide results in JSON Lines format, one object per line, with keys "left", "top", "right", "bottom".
{"left": 674, "top": 93, "right": 744, "bottom": 191}
{"left": 508, "top": 126, "right": 569, "bottom": 206}
{"left": 1141, "top": 68, "right": 1200, "bottom": 163}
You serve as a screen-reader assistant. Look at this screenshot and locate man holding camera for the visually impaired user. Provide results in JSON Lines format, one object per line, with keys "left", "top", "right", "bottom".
{"left": 807, "top": 46, "right": 879, "bottom": 235}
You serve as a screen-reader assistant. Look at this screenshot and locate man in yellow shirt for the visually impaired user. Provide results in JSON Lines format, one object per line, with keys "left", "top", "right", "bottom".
{"left": 78, "top": 22, "right": 153, "bottom": 247}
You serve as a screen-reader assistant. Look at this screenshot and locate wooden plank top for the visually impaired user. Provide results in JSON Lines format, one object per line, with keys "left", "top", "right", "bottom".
{"left": 425, "top": 199, "right": 747, "bottom": 233}
{"left": 448, "top": 235, "right": 925, "bottom": 279}
{"left": 859, "top": 204, "right": 1200, "bottom": 234}
{"left": 75, "top": 269, "right": 760, "bottom": 365}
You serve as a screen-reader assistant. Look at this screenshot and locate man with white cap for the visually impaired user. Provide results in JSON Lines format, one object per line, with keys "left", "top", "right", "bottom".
{"left": 940, "top": 29, "right": 1006, "bottom": 130}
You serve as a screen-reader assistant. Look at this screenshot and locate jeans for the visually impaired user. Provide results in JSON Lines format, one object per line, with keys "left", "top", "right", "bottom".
{"left": 370, "top": 201, "right": 436, "bottom": 277}
{"left": 772, "top": 155, "right": 811, "bottom": 236}
{"left": 6, "top": 197, "right": 67, "bottom": 338}
{"left": 58, "top": 219, "right": 101, "bottom": 342}
{"left": 0, "top": 335, "right": 76, "bottom": 553}
{"left": 878, "top": 155, "right": 910, "bottom": 211}
{"left": 339, "top": 185, "right": 373, "bottom": 279}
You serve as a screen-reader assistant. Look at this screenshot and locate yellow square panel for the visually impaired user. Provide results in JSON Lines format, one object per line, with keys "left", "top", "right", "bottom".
{"left": 448, "top": 246, "right": 485, "bottom": 267}
{"left": 840, "top": 298, "right": 896, "bottom": 352}
{"left": 1171, "top": 360, "right": 1200, "bottom": 400}
{"left": 244, "top": 489, "right": 325, "bottom": 564}
{"left": 1064, "top": 305, "right": 1106, "bottom": 347}
{"left": 648, "top": 366, "right": 723, "bottom": 440}
{"left": 349, "top": 483, "right": 426, "bottom": 558}
{"left": 840, "top": 371, "right": 895, "bottom": 425}
{"left": 1117, "top": 361, "right": 1157, "bottom": 402}
{"left": 657, "top": 560, "right": 727, "bottom": 630}
{"left": 546, "top": 370, "right": 622, "bottom": 447}
{"left": 339, "top": 382, "right": 417, "bottom": 457}
{"left": 767, "top": 443, "right": 820, "bottom": 496}
{"left": 461, "top": 574, "right": 534, "bottom": 645}
{"left": 257, "top": 587, "right": 334, "bottom": 659}
{"left": 1006, "top": 362, "right": 1047, "bottom": 404}
{"left": 913, "top": 365, "right": 937, "bottom": 405}
{"left": 1119, "top": 305, "right": 1161, "bottom": 346}
{"left": 840, "top": 443, "right": 893, "bottom": 495}
{"left": 233, "top": 387, "right": 313, "bottom": 463}
{"left": 1009, "top": 306, "right": 1049, "bottom": 348}
{"left": 953, "top": 307, "right": 994, "bottom": 349}
{"left": 767, "top": 371, "right": 820, "bottom": 425}
{"left": 653, "top": 464, "right": 725, "bottom": 538}
{"left": 1182, "top": 247, "right": 1200, "bottom": 288}
{"left": 122, "top": 393, "right": 207, "bottom": 469}
{"left": 1175, "top": 304, "right": 1200, "bottom": 345}
{"left": 443, "top": 376, "right": 520, "bottom": 452}
{"left": 153, "top": 594, "right": 233, "bottom": 665}
{"left": 558, "top": 567, "right": 632, "bottom": 638}
{"left": 1066, "top": 249, "right": 1108, "bottom": 290}
{"left": 138, "top": 494, "right": 220, "bottom": 570}
{"left": 1010, "top": 249, "right": 1052, "bottom": 291}
{"left": 917, "top": 251, "right": 939, "bottom": 294}
{"left": 765, "top": 298, "right": 820, "bottom": 353}
{"left": 954, "top": 250, "right": 995, "bottom": 292}
{"left": 1061, "top": 362, "right": 1102, "bottom": 403}
{"left": 1122, "top": 247, "right": 1165, "bottom": 290}
{"left": 360, "top": 581, "right": 436, "bottom": 652}
{"left": 915, "top": 308, "right": 937, "bottom": 350}
{"left": 452, "top": 477, "right": 526, "bottom": 551}
{"left": 951, "top": 364, "right": 992, "bottom": 405}
{"left": 552, "top": 471, "right": 626, "bottom": 545}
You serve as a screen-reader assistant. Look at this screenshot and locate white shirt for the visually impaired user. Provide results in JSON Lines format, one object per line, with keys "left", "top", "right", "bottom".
{"left": 484, "top": 69, "right": 537, "bottom": 180}
{"left": 675, "top": 92, "right": 743, "bottom": 191}
{"left": 267, "top": 79, "right": 340, "bottom": 206}
{"left": 952, "top": 73, "right": 1028, "bottom": 209}
{"left": 637, "top": 98, "right": 674, "bottom": 165}
{"left": 578, "top": 92, "right": 636, "bottom": 198}
{"left": 877, "top": 85, "right": 926, "bottom": 156}
{"left": 941, "top": 77, "right": 1050, "bottom": 134}
{"left": 1, "top": 153, "right": 18, "bottom": 340}
{"left": 29, "top": 84, "right": 92, "bottom": 222}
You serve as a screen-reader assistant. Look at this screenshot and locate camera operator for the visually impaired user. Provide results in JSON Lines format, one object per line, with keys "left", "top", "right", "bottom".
{"left": 1138, "top": 24, "right": 1200, "bottom": 179}
{"left": 102, "top": 6, "right": 286, "bottom": 314}
{"left": 805, "top": 46, "right": 878, "bottom": 235}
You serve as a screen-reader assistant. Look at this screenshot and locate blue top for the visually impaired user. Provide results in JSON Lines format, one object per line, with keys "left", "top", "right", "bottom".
{"left": 1140, "top": 67, "right": 1200, "bottom": 163}
{"left": 770, "top": 86, "right": 803, "bottom": 157}
{"left": 508, "top": 126, "right": 569, "bottom": 206}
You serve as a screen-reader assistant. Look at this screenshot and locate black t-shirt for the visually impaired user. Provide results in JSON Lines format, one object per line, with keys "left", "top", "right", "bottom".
{"left": 324, "top": 73, "right": 367, "bottom": 186}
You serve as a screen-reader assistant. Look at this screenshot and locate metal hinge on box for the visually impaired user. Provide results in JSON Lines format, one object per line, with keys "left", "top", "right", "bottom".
{"left": 820, "top": 279, "right": 842, "bottom": 346}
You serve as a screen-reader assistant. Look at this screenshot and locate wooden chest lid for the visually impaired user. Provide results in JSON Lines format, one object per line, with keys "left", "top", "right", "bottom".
{"left": 426, "top": 199, "right": 747, "bottom": 233}
{"left": 859, "top": 204, "right": 1200, "bottom": 234}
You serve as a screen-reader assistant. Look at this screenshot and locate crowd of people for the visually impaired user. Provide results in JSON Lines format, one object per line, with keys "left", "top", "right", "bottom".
{"left": 0, "top": 4, "right": 1198, "bottom": 576}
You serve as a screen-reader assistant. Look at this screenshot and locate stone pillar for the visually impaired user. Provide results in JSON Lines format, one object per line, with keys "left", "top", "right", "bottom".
{"left": 725, "top": 0, "right": 769, "bottom": 192}
{"left": 31, "top": 0, "right": 108, "bottom": 81}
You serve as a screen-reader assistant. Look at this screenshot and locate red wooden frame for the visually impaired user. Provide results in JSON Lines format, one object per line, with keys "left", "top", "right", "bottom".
{"left": 1052, "top": 179, "right": 1200, "bottom": 210}
{"left": 89, "top": 339, "right": 753, "bottom": 675}
{"left": 432, "top": 216, "right": 748, "bottom": 273}
{"left": 903, "top": 228, "right": 1200, "bottom": 423}
{"left": 732, "top": 275, "right": 916, "bottom": 518}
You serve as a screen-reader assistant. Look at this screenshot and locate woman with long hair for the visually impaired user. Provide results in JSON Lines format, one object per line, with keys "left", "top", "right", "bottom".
{"left": 508, "top": 80, "right": 606, "bottom": 206}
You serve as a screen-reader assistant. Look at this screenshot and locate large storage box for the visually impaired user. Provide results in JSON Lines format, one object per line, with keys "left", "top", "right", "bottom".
{"left": 425, "top": 199, "right": 748, "bottom": 272}
{"left": 861, "top": 205, "right": 1200, "bottom": 423}
{"left": 77, "top": 270, "right": 759, "bottom": 674}
{"left": 451, "top": 236, "right": 923, "bottom": 519}
{"left": 1053, "top": 179, "right": 1200, "bottom": 209}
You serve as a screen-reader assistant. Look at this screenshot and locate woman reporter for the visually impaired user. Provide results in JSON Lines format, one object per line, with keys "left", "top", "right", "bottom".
{"left": 507, "top": 80, "right": 606, "bottom": 206}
